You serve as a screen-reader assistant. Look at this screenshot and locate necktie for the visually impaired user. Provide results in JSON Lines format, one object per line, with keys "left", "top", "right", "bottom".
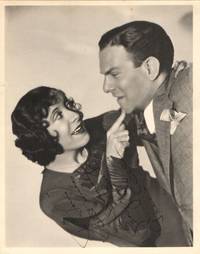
{"left": 134, "top": 111, "right": 157, "bottom": 144}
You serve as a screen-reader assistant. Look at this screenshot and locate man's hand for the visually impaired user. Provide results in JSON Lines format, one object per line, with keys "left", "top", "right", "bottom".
{"left": 106, "top": 110, "right": 130, "bottom": 159}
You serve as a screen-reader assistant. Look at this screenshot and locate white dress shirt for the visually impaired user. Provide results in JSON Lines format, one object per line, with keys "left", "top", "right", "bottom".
{"left": 137, "top": 100, "right": 156, "bottom": 178}
{"left": 144, "top": 100, "right": 155, "bottom": 134}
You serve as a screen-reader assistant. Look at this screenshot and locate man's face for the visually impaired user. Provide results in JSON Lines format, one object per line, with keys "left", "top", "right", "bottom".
{"left": 99, "top": 45, "right": 152, "bottom": 113}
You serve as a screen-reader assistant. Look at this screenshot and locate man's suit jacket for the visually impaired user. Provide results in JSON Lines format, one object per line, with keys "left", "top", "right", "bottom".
{"left": 142, "top": 62, "right": 192, "bottom": 244}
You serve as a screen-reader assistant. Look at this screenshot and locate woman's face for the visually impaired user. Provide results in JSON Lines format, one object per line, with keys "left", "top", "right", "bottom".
{"left": 45, "top": 100, "right": 90, "bottom": 152}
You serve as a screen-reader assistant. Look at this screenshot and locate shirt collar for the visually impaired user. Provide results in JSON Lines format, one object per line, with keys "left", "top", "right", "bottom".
{"left": 144, "top": 100, "right": 155, "bottom": 134}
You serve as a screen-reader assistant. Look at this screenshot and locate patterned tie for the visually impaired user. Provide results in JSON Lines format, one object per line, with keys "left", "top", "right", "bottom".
{"left": 134, "top": 111, "right": 157, "bottom": 144}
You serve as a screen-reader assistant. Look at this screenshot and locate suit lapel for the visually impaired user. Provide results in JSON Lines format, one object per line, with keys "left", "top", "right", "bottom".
{"left": 143, "top": 64, "right": 187, "bottom": 196}
{"left": 153, "top": 94, "right": 173, "bottom": 184}
{"left": 141, "top": 138, "right": 171, "bottom": 194}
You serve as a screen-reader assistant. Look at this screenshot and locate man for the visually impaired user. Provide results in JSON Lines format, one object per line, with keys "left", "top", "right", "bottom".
{"left": 98, "top": 21, "right": 192, "bottom": 245}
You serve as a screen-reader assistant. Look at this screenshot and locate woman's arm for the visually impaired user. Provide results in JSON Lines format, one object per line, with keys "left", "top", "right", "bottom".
{"left": 40, "top": 186, "right": 131, "bottom": 241}
{"left": 104, "top": 111, "right": 132, "bottom": 198}
{"left": 85, "top": 110, "right": 135, "bottom": 201}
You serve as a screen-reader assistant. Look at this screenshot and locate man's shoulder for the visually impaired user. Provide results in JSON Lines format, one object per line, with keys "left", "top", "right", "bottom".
{"left": 169, "top": 61, "right": 192, "bottom": 93}
{"left": 168, "top": 61, "right": 192, "bottom": 104}
{"left": 174, "top": 61, "right": 192, "bottom": 82}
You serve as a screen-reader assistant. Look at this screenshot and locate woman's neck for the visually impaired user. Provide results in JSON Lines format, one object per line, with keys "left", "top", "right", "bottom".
{"left": 46, "top": 148, "right": 88, "bottom": 173}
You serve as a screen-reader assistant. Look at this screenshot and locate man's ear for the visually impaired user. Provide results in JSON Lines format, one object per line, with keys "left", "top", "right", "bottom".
{"left": 142, "top": 57, "right": 160, "bottom": 81}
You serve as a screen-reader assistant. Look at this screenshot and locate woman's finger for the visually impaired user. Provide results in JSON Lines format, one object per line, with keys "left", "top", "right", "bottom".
{"left": 113, "top": 130, "right": 129, "bottom": 138}
{"left": 109, "top": 110, "right": 126, "bottom": 133}
{"left": 118, "top": 123, "right": 125, "bottom": 131}
{"left": 115, "top": 135, "right": 130, "bottom": 142}
{"left": 113, "top": 142, "right": 124, "bottom": 158}
{"left": 121, "top": 141, "right": 130, "bottom": 147}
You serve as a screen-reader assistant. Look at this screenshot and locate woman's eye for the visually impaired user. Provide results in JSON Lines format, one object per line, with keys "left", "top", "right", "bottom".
{"left": 55, "top": 112, "right": 63, "bottom": 120}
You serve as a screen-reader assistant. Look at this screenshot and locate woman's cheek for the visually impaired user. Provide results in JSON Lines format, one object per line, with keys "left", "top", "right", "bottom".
{"left": 59, "top": 124, "right": 67, "bottom": 133}
{"left": 57, "top": 121, "right": 70, "bottom": 134}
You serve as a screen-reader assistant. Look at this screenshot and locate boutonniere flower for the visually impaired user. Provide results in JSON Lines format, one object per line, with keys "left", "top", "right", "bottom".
{"left": 160, "top": 109, "right": 187, "bottom": 135}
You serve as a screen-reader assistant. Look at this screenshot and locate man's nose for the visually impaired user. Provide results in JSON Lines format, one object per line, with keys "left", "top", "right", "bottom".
{"left": 103, "top": 76, "right": 114, "bottom": 93}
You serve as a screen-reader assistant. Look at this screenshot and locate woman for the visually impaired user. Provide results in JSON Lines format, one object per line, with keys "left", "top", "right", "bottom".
{"left": 11, "top": 86, "right": 187, "bottom": 247}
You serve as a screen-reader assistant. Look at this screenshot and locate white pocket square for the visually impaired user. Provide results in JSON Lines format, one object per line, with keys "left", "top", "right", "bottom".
{"left": 160, "top": 109, "right": 187, "bottom": 135}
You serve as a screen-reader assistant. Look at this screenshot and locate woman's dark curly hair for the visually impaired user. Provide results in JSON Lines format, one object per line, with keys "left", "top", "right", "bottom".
{"left": 11, "top": 86, "right": 83, "bottom": 166}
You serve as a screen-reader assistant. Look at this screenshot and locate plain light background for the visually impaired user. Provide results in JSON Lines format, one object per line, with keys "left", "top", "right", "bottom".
{"left": 5, "top": 5, "right": 192, "bottom": 247}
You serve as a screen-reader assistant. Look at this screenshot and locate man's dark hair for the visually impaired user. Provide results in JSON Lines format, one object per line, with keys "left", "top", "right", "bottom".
{"left": 11, "top": 86, "right": 83, "bottom": 166}
{"left": 99, "top": 21, "right": 174, "bottom": 73}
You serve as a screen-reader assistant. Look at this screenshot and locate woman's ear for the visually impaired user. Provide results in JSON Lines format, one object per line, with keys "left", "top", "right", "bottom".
{"left": 142, "top": 57, "right": 160, "bottom": 81}
{"left": 47, "top": 126, "right": 58, "bottom": 139}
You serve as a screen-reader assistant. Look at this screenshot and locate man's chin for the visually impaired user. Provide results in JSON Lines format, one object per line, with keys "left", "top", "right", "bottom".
{"left": 119, "top": 105, "right": 135, "bottom": 114}
{"left": 117, "top": 100, "right": 138, "bottom": 114}
{"left": 120, "top": 106, "right": 143, "bottom": 115}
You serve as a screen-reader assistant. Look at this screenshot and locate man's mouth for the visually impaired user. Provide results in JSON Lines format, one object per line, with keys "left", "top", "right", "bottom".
{"left": 71, "top": 122, "right": 86, "bottom": 135}
{"left": 117, "top": 96, "right": 125, "bottom": 102}
{"left": 111, "top": 93, "right": 124, "bottom": 100}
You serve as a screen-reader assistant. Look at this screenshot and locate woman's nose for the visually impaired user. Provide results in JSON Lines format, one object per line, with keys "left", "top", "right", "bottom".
{"left": 103, "top": 76, "right": 114, "bottom": 93}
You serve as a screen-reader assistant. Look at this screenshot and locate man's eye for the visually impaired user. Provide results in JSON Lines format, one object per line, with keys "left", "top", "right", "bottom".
{"left": 111, "top": 73, "right": 120, "bottom": 78}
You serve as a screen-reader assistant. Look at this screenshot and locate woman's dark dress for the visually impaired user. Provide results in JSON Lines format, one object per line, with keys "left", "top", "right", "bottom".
{"left": 39, "top": 111, "right": 188, "bottom": 246}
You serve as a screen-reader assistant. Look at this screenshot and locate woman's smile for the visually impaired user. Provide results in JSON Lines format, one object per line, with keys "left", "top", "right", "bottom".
{"left": 71, "top": 122, "right": 86, "bottom": 135}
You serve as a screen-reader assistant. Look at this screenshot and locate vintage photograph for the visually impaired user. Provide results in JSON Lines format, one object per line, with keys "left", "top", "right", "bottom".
{"left": 3, "top": 2, "right": 193, "bottom": 248}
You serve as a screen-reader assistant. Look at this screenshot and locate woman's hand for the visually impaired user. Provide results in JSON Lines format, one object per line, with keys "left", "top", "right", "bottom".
{"left": 106, "top": 110, "right": 130, "bottom": 159}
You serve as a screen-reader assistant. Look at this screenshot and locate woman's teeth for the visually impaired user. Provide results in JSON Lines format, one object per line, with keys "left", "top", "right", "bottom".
{"left": 72, "top": 124, "right": 84, "bottom": 135}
